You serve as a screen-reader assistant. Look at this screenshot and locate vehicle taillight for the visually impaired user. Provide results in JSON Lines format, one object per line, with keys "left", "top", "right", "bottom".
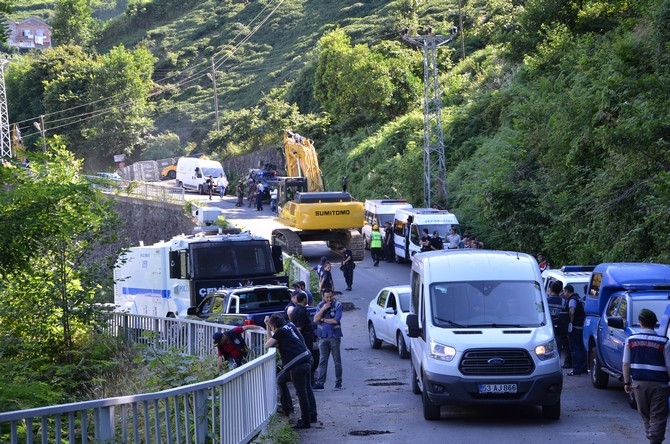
{"left": 244, "top": 319, "right": 255, "bottom": 326}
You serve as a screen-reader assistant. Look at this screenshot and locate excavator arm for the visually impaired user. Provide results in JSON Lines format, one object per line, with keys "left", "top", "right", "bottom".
{"left": 283, "top": 130, "right": 324, "bottom": 192}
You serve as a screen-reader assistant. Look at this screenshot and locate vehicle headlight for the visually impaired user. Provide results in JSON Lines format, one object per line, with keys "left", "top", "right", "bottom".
{"left": 430, "top": 340, "right": 456, "bottom": 362}
{"left": 535, "top": 339, "right": 559, "bottom": 361}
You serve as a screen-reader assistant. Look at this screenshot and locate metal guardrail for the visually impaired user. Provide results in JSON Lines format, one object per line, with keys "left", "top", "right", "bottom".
{"left": 85, "top": 176, "right": 185, "bottom": 203}
{"left": 0, "top": 314, "right": 275, "bottom": 444}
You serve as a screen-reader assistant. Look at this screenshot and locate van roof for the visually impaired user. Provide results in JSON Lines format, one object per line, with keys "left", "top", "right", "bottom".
{"left": 413, "top": 250, "right": 539, "bottom": 281}
{"left": 594, "top": 263, "right": 670, "bottom": 289}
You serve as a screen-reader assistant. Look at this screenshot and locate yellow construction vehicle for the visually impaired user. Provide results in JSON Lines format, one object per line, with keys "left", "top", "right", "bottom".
{"left": 271, "top": 130, "right": 365, "bottom": 260}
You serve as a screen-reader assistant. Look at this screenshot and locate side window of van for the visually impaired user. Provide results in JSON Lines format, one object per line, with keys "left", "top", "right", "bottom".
{"left": 588, "top": 273, "right": 602, "bottom": 300}
{"left": 410, "top": 225, "right": 420, "bottom": 245}
{"left": 394, "top": 220, "right": 405, "bottom": 236}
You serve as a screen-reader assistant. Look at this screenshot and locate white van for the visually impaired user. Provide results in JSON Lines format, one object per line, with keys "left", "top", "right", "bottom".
{"left": 406, "top": 250, "right": 563, "bottom": 420}
{"left": 361, "top": 199, "right": 413, "bottom": 249}
{"left": 392, "top": 208, "right": 459, "bottom": 262}
{"left": 176, "top": 157, "right": 226, "bottom": 194}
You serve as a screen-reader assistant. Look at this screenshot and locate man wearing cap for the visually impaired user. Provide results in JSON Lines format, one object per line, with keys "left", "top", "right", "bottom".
{"left": 623, "top": 308, "right": 670, "bottom": 444}
{"left": 213, "top": 325, "right": 263, "bottom": 370}
{"left": 313, "top": 256, "right": 327, "bottom": 277}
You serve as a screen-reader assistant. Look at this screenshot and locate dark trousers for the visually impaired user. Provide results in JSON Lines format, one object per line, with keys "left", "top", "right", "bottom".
{"left": 371, "top": 247, "right": 382, "bottom": 265}
{"left": 256, "top": 194, "right": 263, "bottom": 210}
{"left": 568, "top": 327, "right": 587, "bottom": 374}
{"left": 278, "top": 361, "right": 313, "bottom": 425}
{"left": 342, "top": 266, "right": 354, "bottom": 288}
{"left": 632, "top": 380, "right": 670, "bottom": 443}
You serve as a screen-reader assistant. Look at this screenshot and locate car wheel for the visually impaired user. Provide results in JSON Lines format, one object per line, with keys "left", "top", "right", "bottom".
{"left": 422, "top": 375, "right": 441, "bottom": 420}
{"left": 167, "top": 170, "right": 176, "bottom": 180}
{"left": 397, "top": 332, "right": 410, "bottom": 359}
{"left": 589, "top": 345, "right": 609, "bottom": 388}
{"left": 541, "top": 399, "right": 561, "bottom": 420}
{"left": 411, "top": 360, "right": 421, "bottom": 395}
{"left": 368, "top": 323, "right": 382, "bottom": 349}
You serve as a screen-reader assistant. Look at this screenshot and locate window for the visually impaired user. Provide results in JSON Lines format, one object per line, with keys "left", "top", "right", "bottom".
{"left": 377, "top": 290, "right": 388, "bottom": 309}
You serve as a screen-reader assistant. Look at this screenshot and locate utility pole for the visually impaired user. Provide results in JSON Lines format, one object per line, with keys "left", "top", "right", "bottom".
{"left": 0, "top": 59, "right": 11, "bottom": 160}
{"left": 33, "top": 115, "right": 46, "bottom": 153}
{"left": 207, "top": 57, "right": 220, "bottom": 132}
{"left": 402, "top": 27, "right": 457, "bottom": 208}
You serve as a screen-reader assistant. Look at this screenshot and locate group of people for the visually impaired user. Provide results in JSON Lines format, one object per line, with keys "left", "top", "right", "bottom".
{"left": 213, "top": 272, "right": 345, "bottom": 430}
{"left": 419, "top": 227, "right": 484, "bottom": 252}
{"left": 203, "top": 172, "right": 229, "bottom": 200}
{"left": 369, "top": 222, "right": 395, "bottom": 266}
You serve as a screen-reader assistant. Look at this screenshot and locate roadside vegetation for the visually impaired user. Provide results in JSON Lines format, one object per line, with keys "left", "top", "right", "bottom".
{"left": 1, "top": 0, "right": 670, "bottom": 421}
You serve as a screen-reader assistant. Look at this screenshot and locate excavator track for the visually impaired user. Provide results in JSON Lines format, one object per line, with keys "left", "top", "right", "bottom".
{"left": 348, "top": 229, "right": 365, "bottom": 262}
{"left": 271, "top": 228, "right": 303, "bottom": 258}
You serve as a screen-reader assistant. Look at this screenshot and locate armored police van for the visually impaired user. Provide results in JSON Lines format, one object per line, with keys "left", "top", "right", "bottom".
{"left": 392, "top": 208, "right": 459, "bottom": 262}
{"left": 406, "top": 250, "right": 563, "bottom": 420}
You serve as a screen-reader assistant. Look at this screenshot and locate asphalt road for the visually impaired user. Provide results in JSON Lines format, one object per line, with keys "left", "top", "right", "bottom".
{"left": 191, "top": 192, "right": 643, "bottom": 444}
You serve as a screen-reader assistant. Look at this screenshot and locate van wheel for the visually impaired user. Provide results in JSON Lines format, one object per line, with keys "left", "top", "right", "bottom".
{"left": 397, "top": 332, "right": 409, "bottom": 359}
{"left": 541, "top": 399, "right": 561, "bottom": 420}
{"left": 176, "top": 180, "right": 183, "bottom": 188}
{"left": 421, "top": 376, "right": 441, "bottom": 420}
{"left": 411, "top": 360, "right": 421, "bottom": 395}
{"left": 589, "top": 346, "right": 609, "bottom": 388}
{"left": 368, "top": 323, "right": 382, "bottom": 349}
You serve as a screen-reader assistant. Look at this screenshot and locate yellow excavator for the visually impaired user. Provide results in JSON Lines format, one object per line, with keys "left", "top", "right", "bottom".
{"left": 271, "top": 130, "right": 365, "bottom": 260}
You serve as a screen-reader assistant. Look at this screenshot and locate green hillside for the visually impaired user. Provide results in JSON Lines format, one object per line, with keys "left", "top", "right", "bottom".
{"left": 4, "top": 0, "right": 670, "bottom": 266}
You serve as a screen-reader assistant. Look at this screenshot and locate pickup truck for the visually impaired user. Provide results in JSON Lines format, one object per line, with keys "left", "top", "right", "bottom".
{"left": 583, "top": 263, "right": 670, "bottom": 407}
{"left": 186, "top": 285, "right": 316, "bottom": 326}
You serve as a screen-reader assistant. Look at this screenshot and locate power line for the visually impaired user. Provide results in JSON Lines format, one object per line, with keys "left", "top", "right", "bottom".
{"left": 12, "top": 0, "right": 285, "bottom": 142}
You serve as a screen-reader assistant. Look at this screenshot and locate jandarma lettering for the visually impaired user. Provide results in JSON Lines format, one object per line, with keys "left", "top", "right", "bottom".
{"left": 315, "top": 210, "right": 351, "bottom": 216}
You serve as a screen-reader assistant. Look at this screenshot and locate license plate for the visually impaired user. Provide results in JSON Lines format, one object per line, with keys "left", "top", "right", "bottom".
{"left": 478, "top": 383, "right": 517, "bottom": 394}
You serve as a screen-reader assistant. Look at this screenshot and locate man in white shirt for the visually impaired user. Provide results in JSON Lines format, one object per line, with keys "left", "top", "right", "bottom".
{"left": 446, "top": 227, "right": 461, "bottom": 249}
{"left": 216, "top": 173, "right": 228, "bottom": 199}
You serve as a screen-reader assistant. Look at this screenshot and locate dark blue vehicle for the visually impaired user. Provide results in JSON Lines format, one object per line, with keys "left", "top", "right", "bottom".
{"left": 583, "top": 263, "right": 670, "bottom": 407}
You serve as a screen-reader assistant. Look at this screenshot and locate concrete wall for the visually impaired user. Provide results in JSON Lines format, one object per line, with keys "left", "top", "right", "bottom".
{"left": 113, "top": 196, "right": 196, "bottom": 246}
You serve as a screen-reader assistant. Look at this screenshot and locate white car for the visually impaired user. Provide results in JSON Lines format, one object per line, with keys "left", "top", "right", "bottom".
{"left": 366, "top": 285, "right": 411, "bottom": 359}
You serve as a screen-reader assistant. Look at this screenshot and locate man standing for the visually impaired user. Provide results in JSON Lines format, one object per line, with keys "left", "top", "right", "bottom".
{"left": 563, "top": 284, "right": 587, "bottom": 376}
{"left": 291, "top": 292, "right": 319, "bottom": 380}
{"left": 340, "top": 246, "right": 355, "bottom": 291}
{"left": 235, "top": 180, "right": 244, "bottom": 207}
{"left": 206, "top": 175, "right": 214, "bottom": 200}
{"left": 264, "top": 313, "right": 315, "bottom": 429}
{"left": 384, "top": 221, "right": 394, "bottom": 262}
{"left": 256, "top": 181, "right": 265, "bottom": 211}
{"left": 446, "top": 227, "right": 461, "bottom": 249}
{"left": 216, "top": 173, "right": 228, "bottom": 199}
{"left": 318, "top": 262, "right": 334, "bottom": 294}
{"left": 370, "top": 225, "right": 383, "bottom": 267}
{"left": 420, "top": 228, "right": 432, "bottom": 252}
{"left": 429, "top": 230, "right": 444, "bottom": 250}
{"left": 312, "top": 289, "right": 343, "bottom": 391}
{"left": 623, "top": 309, "right": 670, "bottom": 444}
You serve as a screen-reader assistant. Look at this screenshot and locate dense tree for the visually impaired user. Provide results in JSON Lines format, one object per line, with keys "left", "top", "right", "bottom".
{"left": 0, "top": 146, "right": 119, "bottom": 357}
{"left": 51, "top": 0, "right": 96, "bottom": 47}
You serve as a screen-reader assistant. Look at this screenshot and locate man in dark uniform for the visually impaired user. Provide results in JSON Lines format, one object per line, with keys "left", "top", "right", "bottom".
{"left": 623, "top": 308, "right": 670, "bottom": 444}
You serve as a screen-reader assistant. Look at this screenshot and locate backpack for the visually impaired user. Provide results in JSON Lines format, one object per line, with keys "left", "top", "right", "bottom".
{"left": 223, "top": 330, "right": 249, "bottom": 359}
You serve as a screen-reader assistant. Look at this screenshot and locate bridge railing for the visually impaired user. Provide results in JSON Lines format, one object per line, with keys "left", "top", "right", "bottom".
{"left": 85, "top": 176, "right": 185, "bottom": 203}
{"left": 0, "top": 314, "right": 275, "bottom": 444}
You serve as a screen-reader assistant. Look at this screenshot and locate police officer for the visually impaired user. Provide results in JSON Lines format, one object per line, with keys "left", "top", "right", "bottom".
{"left": 563, "top": 284, "right": 587, "bottom": 376}
{"left": 623, "top": 308, "right": 670, "bottom": 444}
{"left": 370, "top": 225, "right": 383, "bottom": 266}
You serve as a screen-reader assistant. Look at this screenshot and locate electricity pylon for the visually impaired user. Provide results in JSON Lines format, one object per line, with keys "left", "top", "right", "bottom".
{"left": 0, "top": 59, "right": 11, "bottom": 159}
{"left": 402, "top": 28, "right": 457, "bottom": 208}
